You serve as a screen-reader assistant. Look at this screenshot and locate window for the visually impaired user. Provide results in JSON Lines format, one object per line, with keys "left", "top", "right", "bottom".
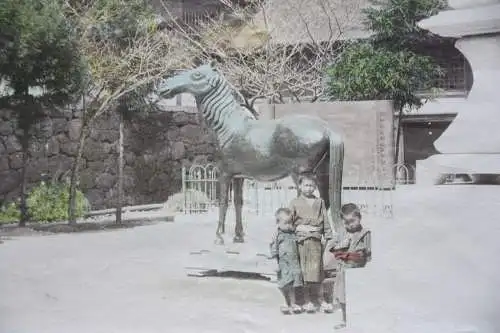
{"left": 417, "top": 43, "right": 472, "bottom": 96}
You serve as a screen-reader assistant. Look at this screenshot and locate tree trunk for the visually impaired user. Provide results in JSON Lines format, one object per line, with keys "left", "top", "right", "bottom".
{"left": 68, "top": 127, "right": 88, "bottom": 225}
{"left": 394, "top": 107, "right": 403, "bottom": 165}
{"left": 115, "top": 111, "right": 124, "bottom": 224}
{"left": 18, "top": 129, "right": 29, "bottom": 227}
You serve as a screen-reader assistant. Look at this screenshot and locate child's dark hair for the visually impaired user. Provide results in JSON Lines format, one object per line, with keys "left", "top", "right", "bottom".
{"left": 341, "top": 203, "right": 362, "bottom": 219}
{"left": 297, "top": 173, "right": 317, "bottom": 185}
{"left": 275, "top": 207, "right": 292, "bottom": 223}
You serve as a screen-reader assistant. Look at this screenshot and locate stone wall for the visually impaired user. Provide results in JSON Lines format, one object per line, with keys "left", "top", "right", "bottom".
{"left": 0, "top": 107, "right": 218, "bottom": 210}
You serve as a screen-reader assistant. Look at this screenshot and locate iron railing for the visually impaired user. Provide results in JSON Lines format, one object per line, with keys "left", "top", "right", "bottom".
{"left": 179, "top": 163, "right": 408, "bottom": 218}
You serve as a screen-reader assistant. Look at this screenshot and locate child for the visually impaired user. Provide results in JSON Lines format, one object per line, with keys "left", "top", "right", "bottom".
{"left": 328, "top": 203, "right": 372, "bottom": 329}
{"left": 289, "top": 174, "right": 333, "bottom": 313}
{"left": 270, "top": 207, "right": 303, "bottom": 315}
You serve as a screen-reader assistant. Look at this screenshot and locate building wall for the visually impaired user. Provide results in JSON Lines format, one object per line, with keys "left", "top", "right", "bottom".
{"left": 269, "top": 101, "right": 395, "bottom": 188}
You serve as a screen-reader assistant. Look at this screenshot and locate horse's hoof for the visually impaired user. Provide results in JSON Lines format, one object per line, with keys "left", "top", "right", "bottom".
{"left": 233, "top": 235, "right": 245, "bottom": 243}
{"left": 214, "top": 237, "right": 225, "bottom": 245}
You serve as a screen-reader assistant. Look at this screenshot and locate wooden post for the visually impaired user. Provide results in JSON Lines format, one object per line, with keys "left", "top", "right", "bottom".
{"left": 116, "top": 111, "right": 124, "bottom": 224}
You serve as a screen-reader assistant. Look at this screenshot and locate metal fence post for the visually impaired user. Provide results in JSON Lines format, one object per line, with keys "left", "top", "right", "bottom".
{"left": 182, "top": 166, "right": 187, "bottom": 214}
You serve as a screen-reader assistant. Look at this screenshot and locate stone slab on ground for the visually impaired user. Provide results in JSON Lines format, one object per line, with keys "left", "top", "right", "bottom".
{"left": 185, "top": 244, "right": 277, "bottom": 281}
{"left": 178, "top": 209, "right": 278, "bottom": 278}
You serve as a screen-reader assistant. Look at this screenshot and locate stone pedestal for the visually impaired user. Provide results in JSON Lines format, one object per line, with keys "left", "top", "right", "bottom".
{"left": 416, "top": 1, "right": 500, "bottom": 185}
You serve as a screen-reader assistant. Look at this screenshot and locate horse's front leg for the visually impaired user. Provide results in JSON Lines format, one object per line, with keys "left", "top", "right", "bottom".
{"left": 215, "top": 173, "right": 232, "bottom": 245}
{"left": 232, "top": 177, "right": 245, "bottom": 243}
{"left": 291, "top": 173, "right": 300, "bottom": 197}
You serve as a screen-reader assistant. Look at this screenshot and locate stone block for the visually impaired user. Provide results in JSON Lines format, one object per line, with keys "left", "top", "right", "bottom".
{"left": 90, "top": 129, "right": 119, "bottom": 143}
{"left": 0, "top": 120, "right": 13, "bottom": 136}
{"left": 79, "top": 169, "right": 97, "bottom": 190}
{"left": 96, "top": 173, "right": 116, "bottom": 189}
{"left": 33, "top": 118, "right": 53, "bottom": 138}
{"left": 8, "top": 152, "right": 23, "bottom": 169}
{"left": 170, "top": 141, "right": 185, "bottom": 160}
{"left": 0, "top": 157, "right": 9, "bottom": 172}
{"left": 60, "top": 141, "right": 79, "bottom": 156}
{"left": 47, "top": 156, "right": 73, "bottom": 176}
{"left": 4, "top": 136, "right": 21, "bottom": 154}
{"left": 172, "top": 111, "right": 192, "bottom": 125}
{"left": 124, "top": 152, "right": 135, "bottom": 166}
{"left": 0, "top": 140, "right": 6, "bottom": 156}
{"left": 26, "top": 158, "right": 49, "bottom": 182}
{"left": 83, "top": 140, "right": 111, "bottom": 162}
{"left": 47, "top": 137, "right": 60, "bottom": 156}
{"left": 52, "top": 118, "right": 67, "bottom": 134}
{"left": 68, "top": 119, "right": 82, "bottom": 141}
{"left": 0, "top": 170, "right": 20, "bottom": 194}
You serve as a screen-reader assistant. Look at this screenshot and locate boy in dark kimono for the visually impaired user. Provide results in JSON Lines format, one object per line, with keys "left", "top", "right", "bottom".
{"left": 270, "top": 207, "right": 303, "bottom": 314}
{"left": 289, "top": 174, "right": 333, "bottom": 313}
{"left": 328, "top": 203, "right": 372, "bottom": 329}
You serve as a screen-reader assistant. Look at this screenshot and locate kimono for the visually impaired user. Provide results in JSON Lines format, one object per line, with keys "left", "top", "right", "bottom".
{"left": 331, "top": 228, "right": 372, "bottom": 303}
{"left": 270, "top": 229, "right": 303, "bottom": 289}
{"left": 333, "top": 228, "right": 371, "bottom": 268}
{"left": 289, "top": 196, "right": 333, "bottom": 283}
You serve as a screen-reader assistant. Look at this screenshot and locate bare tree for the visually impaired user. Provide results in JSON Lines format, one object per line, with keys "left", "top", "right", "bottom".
{"left": 161, "top": 0, "right": 364, "bottom": 110}
{"left": 64, "top": 0, "right": 191, "bottom": 224}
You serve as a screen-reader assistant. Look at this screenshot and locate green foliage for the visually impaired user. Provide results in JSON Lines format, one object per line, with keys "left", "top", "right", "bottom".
{"left": 325, "top": 42, "right": 442, "bottom": 109}
{"left": 363, "top": 0, "right": 447, "bottom": 49}
{"left": 0, "top": 180, "right": 89, "bottom": 224}
{"left": 27, "top": 181, "right": 89, "bottom": 223}
{"left": 324, "top": 0, "right": 446, "bottom": 110}
{"left": 0, "top": 0, "right": 87, "bottom": 226}
{"left": 0, "top": 0, "right": 85, "bottom": 105}
{"left": 0, "top": 201, "right": 21, "bottom": 224}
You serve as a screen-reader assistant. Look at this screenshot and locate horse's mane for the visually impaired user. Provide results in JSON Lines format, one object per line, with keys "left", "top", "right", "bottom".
{"left": 216, "top": 71, "right": 258, "bottom": 120}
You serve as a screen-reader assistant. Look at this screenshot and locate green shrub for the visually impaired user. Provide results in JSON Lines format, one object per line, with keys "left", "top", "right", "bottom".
{"left": 325, "top": 42, "right": 442, "bottom": 109}
{"left": 0, "top": 201, "right": 21, "bottom": 224}
{"left": 27, "top": 181, "right": 90, "bottom": 223}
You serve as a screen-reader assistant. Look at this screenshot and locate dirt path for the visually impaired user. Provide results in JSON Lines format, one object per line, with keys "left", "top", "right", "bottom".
{"left": 1, "top": 186, "right": 499, "bottom": 333}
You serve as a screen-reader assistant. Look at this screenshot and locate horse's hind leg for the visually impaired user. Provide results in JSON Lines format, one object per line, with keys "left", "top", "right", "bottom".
{"left": 216, "top": 173, "right": 232, "bottom": 245}
{"left": 316, "top": 157, "right": 330, "bottom": 211}
{"left": 291, "top": 173, "right": 300, "bottom": 197}
{"left": 232, "top": 177, "right": 245, "bottom": 243}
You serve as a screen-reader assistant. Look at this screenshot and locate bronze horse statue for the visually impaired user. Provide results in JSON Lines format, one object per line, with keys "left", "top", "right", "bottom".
{"left": 155, "top": 62, "right": 344, "bottom": 245}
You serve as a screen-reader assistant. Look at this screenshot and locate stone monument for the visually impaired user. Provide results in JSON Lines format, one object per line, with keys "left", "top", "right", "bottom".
{"left": 155, "top": 62, "right": 345, "bottom": 245}
{"left": 416, "top": 0, "right": 500, "bottom": 185}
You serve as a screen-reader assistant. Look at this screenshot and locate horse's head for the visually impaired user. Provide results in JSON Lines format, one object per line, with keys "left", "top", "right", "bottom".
{"left": 155, "top": 61, "right": 220, "bottom": 99}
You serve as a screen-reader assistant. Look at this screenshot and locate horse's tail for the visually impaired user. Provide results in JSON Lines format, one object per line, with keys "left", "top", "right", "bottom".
{"left": 328, "top": 130, "right": 345, "bottom": 237}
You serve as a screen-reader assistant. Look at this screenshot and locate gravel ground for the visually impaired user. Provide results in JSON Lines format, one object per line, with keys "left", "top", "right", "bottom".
{"left": 1, "top": 186, "right": 499, "bottom": 333}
